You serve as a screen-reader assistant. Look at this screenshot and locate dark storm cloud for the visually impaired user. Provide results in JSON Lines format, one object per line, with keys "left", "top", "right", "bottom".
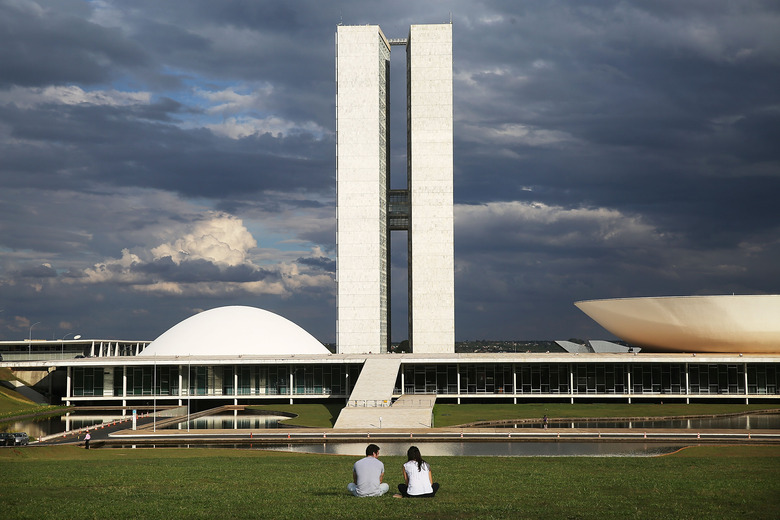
{"left": 0, "top": 0, "right": 149, "bottom": 88}
{"left": 134, "top": 256, "right": 275, "bottom": 284}
{"left": 296, "top": 256, "right": 336, "bottom": 273}
{"left": 17, "top": 264, "right": 57, "bottom": 278}
{"left": 1, "top": 0, "right": 779, "bottom": 342}
{"left": 0, "top": 100, "right": 332, "bottom": 200}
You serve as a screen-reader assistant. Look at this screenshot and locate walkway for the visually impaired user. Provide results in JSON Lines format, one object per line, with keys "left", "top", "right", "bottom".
{"left": 344, "top": 357, "right": 401, "bottom": 407}
{"left": 334, "top": 358, "right": 436, "bottom": 428}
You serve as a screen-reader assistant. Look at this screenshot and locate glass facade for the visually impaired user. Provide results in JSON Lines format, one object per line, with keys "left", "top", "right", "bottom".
{"left": 78, "top": 364, "right": 361, "bottom": 399}
{"left": 70, "top": 361, "right": 779, "bottom": 400}
{"left": 72, "top": 367, "right": 103, "bottom": 396}
{"left": 394, "top": 362, "right": 779, "bottom": 397}
{"left": 748, "top": 364, "right": 778, "bottom": 394}
{"left": 689, "top": 364, "right": 745, "bottom": 394}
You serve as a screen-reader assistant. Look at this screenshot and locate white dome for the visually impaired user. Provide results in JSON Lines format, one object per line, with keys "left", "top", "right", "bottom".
{"left": 140, "top": 306, "right": 329, "bottom": 356}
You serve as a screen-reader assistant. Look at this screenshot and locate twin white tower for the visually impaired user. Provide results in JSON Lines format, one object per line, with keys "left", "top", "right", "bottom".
{"left": 336, "top": 24, "right": 454, "bottom": 354}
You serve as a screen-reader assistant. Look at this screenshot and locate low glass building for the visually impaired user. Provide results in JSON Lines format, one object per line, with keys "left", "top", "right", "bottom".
{"left": 53, "top": 353, "right": 779, "bottom": 408}
{"left": 3, "top": 306, "right": 778, "bottom": 412}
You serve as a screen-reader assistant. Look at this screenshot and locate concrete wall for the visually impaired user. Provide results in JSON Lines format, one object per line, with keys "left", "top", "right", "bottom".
{"left": 408, "top": 24, "right": 455, "bottom": 353}
{"left": 336, "top": 25, "right": 390, "bottom": 353}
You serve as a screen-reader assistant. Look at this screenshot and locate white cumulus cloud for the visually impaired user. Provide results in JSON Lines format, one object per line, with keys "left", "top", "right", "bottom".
{"left": 0, "top": 86, "right": 151, "bottom": 108}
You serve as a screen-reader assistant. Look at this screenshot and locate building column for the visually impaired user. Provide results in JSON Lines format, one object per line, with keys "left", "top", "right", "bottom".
{"left": 65, "top": 366, "right": 71, "bottom": 406}
{"left": 744, "top": 362, "right": 749, "bottom": 404}
{"left": 685, "top": 363, "right": 690, "bottom": 405}
{"left": 627, "top": 370, "right": 632, "bottom": 404}
{"left": 569, "top": 363, "right": 574, "bottom": 404}
{"left": 234, "top": 366, "right": 239, "bottom": 398}
{"left": 289, "top": 366, "right": 294, "bottom": 405}
{"left": 512, "top": 364, "right": 517, "bottom": 404}
{"left": 456, "top": 364, "right": 461, "bottom": 404}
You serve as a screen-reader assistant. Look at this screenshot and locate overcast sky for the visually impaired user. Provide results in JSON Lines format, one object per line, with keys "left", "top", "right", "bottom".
{"left": 1, "top": 0, "right": 779, "bottom": 343}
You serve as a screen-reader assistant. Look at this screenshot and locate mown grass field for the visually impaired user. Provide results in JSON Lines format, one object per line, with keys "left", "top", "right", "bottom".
{"left": 0, "top": 445, "right": 778, "bottom": 519}
{"left": 433, "top": 403, "right": 779, "bottom": 427}
{"left": 0, "top": 367, "right": 37, "bottom": 416}
{"left": 247, "top": 403, "right": 344, "bottom": 427}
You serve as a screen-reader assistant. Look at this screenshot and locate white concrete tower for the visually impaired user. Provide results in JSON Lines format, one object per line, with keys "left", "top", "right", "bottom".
{"left": 335, "top": 25, "right": 390, "bottom": 354}
{"left": 336, "top": 23, "right": 453, "bottom": 354}
{"left": 407, "top": 24, "right": 454, "bottom": 353}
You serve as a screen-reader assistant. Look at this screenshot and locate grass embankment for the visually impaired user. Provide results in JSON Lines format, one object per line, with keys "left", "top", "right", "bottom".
{"left": 433, "top": 403, "right": 778, "bottom": 427}
{"left": 242, "top": 403, "right": 776, "bottom": 429}
{"left": 0, "top": 367, "right": 68, "bottom": 424}
{"left": 0, "top": 366, "right": 37, "bottom": 417}
{"left": 246, "top": 403, "right": 343, "bottom": 427}
{"left": 0, "top": 385, "right": 36, "bottom": 414}
{"left": 0, "top": 445, "right": 778, "bottom": 519}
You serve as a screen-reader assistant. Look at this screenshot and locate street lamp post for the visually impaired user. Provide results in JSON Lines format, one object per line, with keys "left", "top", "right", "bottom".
{"left": 28, "top": 322, "right": 41, "bottom": 359}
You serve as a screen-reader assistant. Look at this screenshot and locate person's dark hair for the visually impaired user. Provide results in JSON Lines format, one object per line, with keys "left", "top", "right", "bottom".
{"left": 407, "top": 445, "right": 426, "bottom": 471}
{"left": 366, "top": 444, "right": 380, "bottom": 456}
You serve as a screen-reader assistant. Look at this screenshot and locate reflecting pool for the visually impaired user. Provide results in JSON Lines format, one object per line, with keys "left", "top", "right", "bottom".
{"left": 258, "top": 441, "right": 685, "bottom": 457}
{"left": 495, "top": 414, "right": 780, "bottom": 430}
{"left": 168, "top": 414, "right": 288, "bottom": 430}
{"left": 4, "top": 413, "right": 121, "bottom": 439}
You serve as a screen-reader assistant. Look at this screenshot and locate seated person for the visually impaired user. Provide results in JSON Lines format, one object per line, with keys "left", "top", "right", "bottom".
{"left": 395, "top": 446, "right": 440, "bottom": 498}
{"left": 347, "top": 444, "right": 390, "bottom": 497}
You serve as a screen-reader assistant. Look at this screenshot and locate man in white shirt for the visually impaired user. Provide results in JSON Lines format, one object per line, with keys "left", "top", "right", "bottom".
{"left": 347, "top": 444, "right": 389, "bottom": 496}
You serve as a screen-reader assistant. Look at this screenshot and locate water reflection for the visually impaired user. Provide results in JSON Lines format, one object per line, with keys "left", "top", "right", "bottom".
{"left": 259, "top": 441, "right": 683, "bottom": 457}
{"left": 5, "top": 414, "right": 121, "bottom": 439}
{"left": 170, "top": 414, "right": 287, "bottom": 430}
{"left": 9, "top": 411, "right": 779, "bottom": 439}
{"left": 5, "top": 411, "right": 285, "bottom": 437}
{"left": 495, "top": 414, "right": 780, "bottom": 430}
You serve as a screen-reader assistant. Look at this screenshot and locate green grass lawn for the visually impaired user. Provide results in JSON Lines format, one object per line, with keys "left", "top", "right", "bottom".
{"left": 0, "top": 383, "right": 67, "bottom": 425}
{"left": 243, "top": 403, "right": 778, "bottom": 429}
{"left": 247, "top": 403, "right": 344, "bottom": 427}
{"left": 0, "top": 367, "right": 39, "bottom": 416}
{"left": 433, "top": 403, "right": 779, "bottom": 427}
{"left": 0, "top": 445, "right": 777, "bottom": 519}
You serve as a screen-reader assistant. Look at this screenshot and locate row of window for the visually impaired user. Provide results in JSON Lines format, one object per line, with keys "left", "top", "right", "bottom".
{"left": 70, "top": 363, "right": 779, "bottom": 397}
{"left": 74, "top": 365, "right": 362, "bottom": 397}
{"left": 395, "top": 363, "right": 780, "bottom": 395}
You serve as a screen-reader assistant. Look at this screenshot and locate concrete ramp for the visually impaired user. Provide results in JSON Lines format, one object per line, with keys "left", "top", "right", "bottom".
{"left": 345, "top": 357, "right": 401, "bottom": 407}
{"left": 334, "top": 394, "right": 436, "bottom": 429}
{"left": 334, "top": 356, "right": 435, "bottom": 429}
{"left": 333, "top": 405, "right": 434, "bottom": 429}
{"left": 335, "top": 357, "right": 400, "bottom": 429}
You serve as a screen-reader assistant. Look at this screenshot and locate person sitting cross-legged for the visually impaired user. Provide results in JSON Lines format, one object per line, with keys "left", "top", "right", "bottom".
{"left": 347, "top": 444, "right": 390, "bottom": 497}
{"left": 394, "top": 446, "right": 440, "bottom": 498}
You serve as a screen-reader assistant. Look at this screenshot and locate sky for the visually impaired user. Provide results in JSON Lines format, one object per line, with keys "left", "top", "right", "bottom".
{"left": 1, "top": 0, "right": 779, "bottom": 343}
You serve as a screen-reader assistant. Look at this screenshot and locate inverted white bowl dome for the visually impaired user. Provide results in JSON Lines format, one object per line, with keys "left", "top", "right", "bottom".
{"left": 575, "top": 295, "right": 780, "bottom": 353}
{"left": 139, "top": 306, "right": 329, "bottom": 357}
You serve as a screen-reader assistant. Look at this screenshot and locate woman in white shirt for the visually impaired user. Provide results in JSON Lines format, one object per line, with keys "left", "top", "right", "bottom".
{"left": 395, "top": 446, "right": 440, "bottom": 498}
